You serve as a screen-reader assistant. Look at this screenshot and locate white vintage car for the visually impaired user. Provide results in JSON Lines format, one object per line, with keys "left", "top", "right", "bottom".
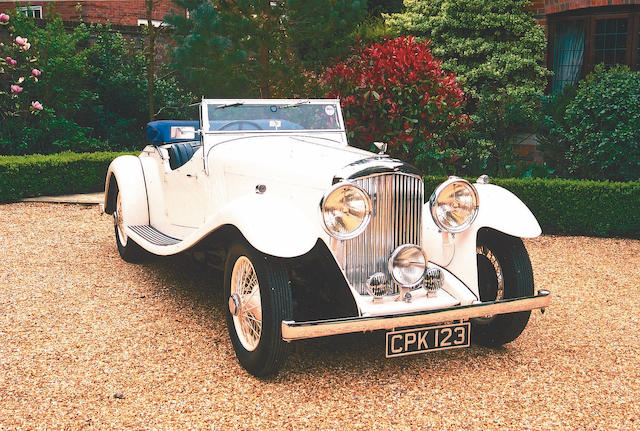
{"left": 103, "top": 99, "right": 550, "bottom": 376}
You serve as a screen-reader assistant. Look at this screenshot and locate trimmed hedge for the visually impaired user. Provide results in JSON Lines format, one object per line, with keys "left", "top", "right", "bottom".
{"left": 1, "top": 152, "right": 638, "bottom": 238}
{"left": 424, "top": 176, "right": 640, "bottom": 238}
{"left": 0, "top": 151, "right": 136, "bottom": 203}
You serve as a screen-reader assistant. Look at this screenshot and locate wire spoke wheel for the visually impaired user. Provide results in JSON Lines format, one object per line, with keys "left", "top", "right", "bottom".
{"left": 112, "top": 187, "right": 147, "bottom": 263}
{"left": 224, "top": 241, "right": 292, "bottom": 376}
{"left": 114, "top": 192, "right": 127, "bottom": 245}
{"left": 230, "top": 256, "right": 263, "bottom": 351}
{"left": 475, "top": 245, "right": 505, "bottom": 322}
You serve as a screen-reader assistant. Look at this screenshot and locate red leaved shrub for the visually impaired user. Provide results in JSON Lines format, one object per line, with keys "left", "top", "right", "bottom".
{"left": 322, "top": 36, "right": 469, "bottom": 172}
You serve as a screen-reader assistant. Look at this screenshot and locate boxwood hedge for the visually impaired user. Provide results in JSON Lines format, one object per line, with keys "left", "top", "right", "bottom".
{"left": 1, "top": 152, "right": 638, "bottom": 238}
{"left": 0, "top": 151, "right": 135, "bottom": 203}
{"left": 424, "top": 176, "right": 640, "bottom": 238}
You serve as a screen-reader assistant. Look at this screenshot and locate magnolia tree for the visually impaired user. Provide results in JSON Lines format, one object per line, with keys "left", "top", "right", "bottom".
{"left": 322, "top": 37, "right": 469, "bottom": 173}
{"left": 0, "top": 12, "right": 43, "bottom": 120}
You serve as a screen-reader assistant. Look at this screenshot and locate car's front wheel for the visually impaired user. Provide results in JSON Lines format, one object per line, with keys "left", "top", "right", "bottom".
{"left": 471, "top": 229, "right": 534, "bottom": 347}
{"left": 224, "top": 241, "right": 292, "bottom": 377}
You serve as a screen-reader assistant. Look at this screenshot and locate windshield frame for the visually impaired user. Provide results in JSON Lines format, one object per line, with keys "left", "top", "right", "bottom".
{"left": 200, "top": 99, "right": 345, "bottom": 134}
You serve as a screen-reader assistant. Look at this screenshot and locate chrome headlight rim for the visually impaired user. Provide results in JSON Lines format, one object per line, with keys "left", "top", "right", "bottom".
{"left": 429, "top": 177, "right": 479, "bottom": 233}
{"left": 320, "top": 181, "right": 372, "bottom": 240}
{"left": 387, "top": 244, "right": 428, "bottom": 288}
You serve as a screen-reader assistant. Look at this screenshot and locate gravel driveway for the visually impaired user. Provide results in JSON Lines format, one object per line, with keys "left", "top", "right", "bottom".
{"left": 1, "top": 203, "right": 639, "bottom": 430}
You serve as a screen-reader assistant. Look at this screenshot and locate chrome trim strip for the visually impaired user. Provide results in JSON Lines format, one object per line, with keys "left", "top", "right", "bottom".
{"left": 281, "top": 290, "right": 551, "bottom": 341}
{"left": 333, "top": 157, "right": 421, "bottom": 182}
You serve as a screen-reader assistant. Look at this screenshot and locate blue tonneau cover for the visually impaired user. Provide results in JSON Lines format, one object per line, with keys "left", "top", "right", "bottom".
{"left": 146, "top": 119, "right": 304, "bottom": 145}
{"left": 146, "top": 120, "right": 200, "bottom": 145}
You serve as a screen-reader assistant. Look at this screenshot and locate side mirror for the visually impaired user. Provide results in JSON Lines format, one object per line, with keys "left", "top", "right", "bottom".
{"left": 170, "top": 126, "right": 196, "bottom": 140}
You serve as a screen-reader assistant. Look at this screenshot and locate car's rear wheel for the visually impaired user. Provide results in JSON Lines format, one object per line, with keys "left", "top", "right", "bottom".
{"left": 224, "top": 241, "right": 292, "bottom": 377}
{"left": 471, "top": 229, "right": 534, "bottom": 347}
{"left": 113, "top": 189, "right": 147, "bottom": 263}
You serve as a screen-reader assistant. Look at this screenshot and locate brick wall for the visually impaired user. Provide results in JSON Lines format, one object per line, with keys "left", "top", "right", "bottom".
{"left": 0, "top": 1, "right": 184, "bottom": 26}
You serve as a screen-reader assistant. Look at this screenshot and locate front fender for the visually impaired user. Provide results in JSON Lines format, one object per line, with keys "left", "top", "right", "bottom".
{"left": 474, "top": 183, "right": 541, "bottom": 238}
{"left": 103, "top": 155, "right": 149, "bottom": 227}
{"left": 209, "top": 193, "right": 320, "bottom": 258}
{"left": 423, "top": 182, "right": 540, "bottom": 297}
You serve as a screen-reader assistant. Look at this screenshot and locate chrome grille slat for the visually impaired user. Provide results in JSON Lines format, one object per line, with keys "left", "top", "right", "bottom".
{"left": 344, "top": 173, "right": 424, "bottom": 295}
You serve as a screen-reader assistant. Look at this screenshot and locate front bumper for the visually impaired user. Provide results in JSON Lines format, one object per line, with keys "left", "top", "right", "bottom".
{"left": 281, "top": 289, "right": 550, "bottom": 341}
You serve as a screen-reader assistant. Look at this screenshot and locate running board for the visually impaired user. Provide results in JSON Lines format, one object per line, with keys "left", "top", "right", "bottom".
{"left": 128, "top": 225, "right": 181, "bottom": 246}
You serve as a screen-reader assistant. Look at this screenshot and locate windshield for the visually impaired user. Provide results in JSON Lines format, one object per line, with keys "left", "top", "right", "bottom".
{"left": 205, "top": 100, "right": 342, "bottom": 132}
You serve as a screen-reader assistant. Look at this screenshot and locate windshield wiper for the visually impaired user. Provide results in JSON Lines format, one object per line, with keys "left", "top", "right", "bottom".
{"left": 215, "top": 102, "right": 245, "bottom": 109}
{"left": 278, "top": 100, "right": 311, "bottom": 109}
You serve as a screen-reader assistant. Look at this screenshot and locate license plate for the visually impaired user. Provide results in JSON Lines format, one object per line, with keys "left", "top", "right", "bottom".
{"left": 385, "top": 322, "right": 470, "bottom": 358}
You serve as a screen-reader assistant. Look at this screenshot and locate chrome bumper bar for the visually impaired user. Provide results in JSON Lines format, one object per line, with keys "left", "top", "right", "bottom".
{"left": 281, "top": 289, "right": 550, "bottom": 342}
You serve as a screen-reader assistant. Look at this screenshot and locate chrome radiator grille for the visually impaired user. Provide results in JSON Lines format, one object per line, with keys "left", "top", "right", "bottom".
{"left": 344, "top": 173, "right": 424, "bottom": 295}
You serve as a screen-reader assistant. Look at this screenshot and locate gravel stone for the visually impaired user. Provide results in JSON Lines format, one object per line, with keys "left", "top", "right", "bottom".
{"left": 0, "top": 203, "right": 638, "bottom": 430}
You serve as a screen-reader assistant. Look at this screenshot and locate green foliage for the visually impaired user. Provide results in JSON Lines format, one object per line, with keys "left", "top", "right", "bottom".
{"left": 0, "top": 151, "right": 135, "bottom": 202}
{"left": 540, "top": 65, "right": 640, "bottom": 182}
{"left": 386, "top": 0, "right": 550, "bottom": 174}
{"left": 536, "top": 84, "right": 577, "bottom": 178}
{"left": 367, "top": 0, "right": 404, "bottom": 16}
{"left": 1, "top": 11, "right": 193, "bottom": 155}
{"left": 167, "top": 0, "right": 367, "bottom": 98}
{"left": 351, "top": 16, "right": 393, "bottom": 45}
{"left": 423, "top": 176, "right": 640, "bottom": 238}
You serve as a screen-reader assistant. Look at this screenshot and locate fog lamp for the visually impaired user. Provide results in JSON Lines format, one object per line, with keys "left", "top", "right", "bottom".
{"left": 388, "top": 245, "right": 427, "bottom": 288}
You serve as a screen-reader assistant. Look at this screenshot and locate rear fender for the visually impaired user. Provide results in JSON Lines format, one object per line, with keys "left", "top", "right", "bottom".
{"left": 103, "top": 155, "right": 149, "bottom": 227}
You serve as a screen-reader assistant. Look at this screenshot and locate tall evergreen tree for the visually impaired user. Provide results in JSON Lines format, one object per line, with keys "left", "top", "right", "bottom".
{"left": 167, "top": 0, "right": 367, "bottom": 98}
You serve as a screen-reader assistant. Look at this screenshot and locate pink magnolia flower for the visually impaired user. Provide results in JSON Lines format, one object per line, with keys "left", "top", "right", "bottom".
{"left": 32, "top": 68, "right": 41, "bottom": 77}
{"left": 10, "top": 85, "right": 23, "bottom": 94}
{"left": 15, "top": 36, "right": 27, "bottom": 46}
{"left": 31, "top": 101, "right": 43, "bottom": 111}
{"left": 0, "top": 13, "right": 9, "bottom": 23}
{"left": 5, "top": 56, "right": 17, "bottom": 66}
{"left": 21, "top": 42, "right": 31, "bottom": 51}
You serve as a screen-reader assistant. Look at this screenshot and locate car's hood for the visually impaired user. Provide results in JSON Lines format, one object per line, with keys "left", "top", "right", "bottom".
{"left": 212, "top": 134, "right": 375, "bottom": 190}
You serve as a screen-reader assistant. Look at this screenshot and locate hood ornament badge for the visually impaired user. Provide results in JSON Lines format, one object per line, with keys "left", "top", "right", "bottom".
{"left": 373, "top": 141, "right": 388, "bottom": 155}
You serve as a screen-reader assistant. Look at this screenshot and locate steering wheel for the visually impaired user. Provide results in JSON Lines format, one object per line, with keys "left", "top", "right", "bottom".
{"left": 218, "top": 120, "right": 264, "bottom": 131}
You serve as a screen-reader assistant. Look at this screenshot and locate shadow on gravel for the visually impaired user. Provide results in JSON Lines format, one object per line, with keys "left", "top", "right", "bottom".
{"left": 128, "top": 253, "right": 511, "bottom": 378}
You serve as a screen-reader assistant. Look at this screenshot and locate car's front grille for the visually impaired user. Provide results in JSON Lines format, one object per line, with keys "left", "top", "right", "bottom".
{"left": 344, "top": 173, "right": 424, "bottom": 295}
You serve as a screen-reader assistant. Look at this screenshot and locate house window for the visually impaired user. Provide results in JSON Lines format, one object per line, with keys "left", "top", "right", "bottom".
{"left": 137, "top": 18, "right": 167, "bottom": 27}
{"left": 18, "top": 6, "right": 43, "bottom": 19}
{"left": 594, "top": 18, "right": 628, "bottom": 65}
{"left": 549, "top": 7, "right": 640, "bottom": 92}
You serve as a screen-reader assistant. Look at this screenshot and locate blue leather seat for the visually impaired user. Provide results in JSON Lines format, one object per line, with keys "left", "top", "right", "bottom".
{"left": 168, "top": 142, "right": 198, "bottom": 170}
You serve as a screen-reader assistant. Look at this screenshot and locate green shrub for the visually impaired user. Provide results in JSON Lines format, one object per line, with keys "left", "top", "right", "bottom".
{"left": 3, "top": 12, "right": 193, "bottom": 155}
{"left": 0, "top": 151, "right": 135, "bottom": 202}
{"left": 536, "top": 84, "right": 578, "bottom": 178}
{"left": 424, "top": 176, "right": 640, "bottom": 238}
{"left": 541, "top": 65, "right": 640, "bottom": 182}
{"left": 386, "top": 0, "right": 550, "bottom": 175}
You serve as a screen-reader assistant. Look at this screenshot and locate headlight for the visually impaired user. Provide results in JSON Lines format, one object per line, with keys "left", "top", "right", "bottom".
{"left": 429, "top": 177, "right": 479, "bottom": 233}
{"left": 388, "top": 244, "right": 427, "bottom": 287}
{"left": 321, "top": 182, "right": 372, "bottom": 240}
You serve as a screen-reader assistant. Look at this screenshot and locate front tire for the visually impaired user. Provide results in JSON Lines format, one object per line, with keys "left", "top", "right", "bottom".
{"left": 224, "top": 241, "right": 292, "bottom": 377}
{"left": 471, "top": 229, "right": 534, "bottom": 347}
